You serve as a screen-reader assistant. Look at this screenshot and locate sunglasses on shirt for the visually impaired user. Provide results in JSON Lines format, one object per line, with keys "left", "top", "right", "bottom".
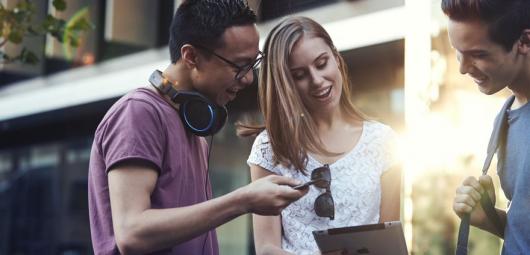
{"left": 293, "top": 164, "right": 335, "bottom": 220}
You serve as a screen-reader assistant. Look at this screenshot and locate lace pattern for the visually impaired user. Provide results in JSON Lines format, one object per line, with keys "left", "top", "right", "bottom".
{"left": 247, "top": 121, "right": 398, "bottom": 254}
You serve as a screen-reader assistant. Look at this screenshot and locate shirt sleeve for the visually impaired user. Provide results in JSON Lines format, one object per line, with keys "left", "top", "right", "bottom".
{"left": 247, "top": 130, "right": 283, "bottom": 175}
{"left": 98, "top": 98, "right": 166, "bottom": 174}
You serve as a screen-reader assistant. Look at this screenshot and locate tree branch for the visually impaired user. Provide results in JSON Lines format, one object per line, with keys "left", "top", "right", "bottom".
{"left": 0, "top": 39, "right": 8, "bottom": 48}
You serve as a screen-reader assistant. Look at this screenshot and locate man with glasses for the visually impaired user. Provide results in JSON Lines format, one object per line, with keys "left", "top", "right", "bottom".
{"left": 88, "top": 1, "right": 307, "bottom": 254}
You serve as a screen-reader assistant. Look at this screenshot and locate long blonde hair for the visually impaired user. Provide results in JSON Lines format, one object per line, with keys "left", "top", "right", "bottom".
{"left": 239, "top": 16, "right": 366, "bottom": 174}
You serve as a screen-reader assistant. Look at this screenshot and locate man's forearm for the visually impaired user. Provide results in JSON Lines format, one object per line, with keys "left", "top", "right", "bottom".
{"left": 115, "top": 187, "right": 249, "bottom": 254}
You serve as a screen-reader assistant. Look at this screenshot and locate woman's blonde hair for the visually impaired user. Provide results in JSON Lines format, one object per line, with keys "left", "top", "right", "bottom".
{"left": 239, "top": 16, "right": 366, "bottom": 174}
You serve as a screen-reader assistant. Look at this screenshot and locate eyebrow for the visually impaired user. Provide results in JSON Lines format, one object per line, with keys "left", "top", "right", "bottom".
{"left": 232, "top": 51, "right": 262, "bottom": 65}
{"left": 289, "top": 52, "right": 328, "bottom": 71}
{"left": 233, "top": 56, "right": 253, "bottom": 64}
{"left": 460, "top": 49, "right": 488, "bottom": 55}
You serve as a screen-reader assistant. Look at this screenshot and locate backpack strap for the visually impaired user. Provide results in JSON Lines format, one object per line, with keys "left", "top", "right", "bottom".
{"left": 455, "top": 95, "right": 515, "bottom": 255}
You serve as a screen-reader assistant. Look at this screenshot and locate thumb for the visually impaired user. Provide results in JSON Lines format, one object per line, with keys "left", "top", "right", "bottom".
{"left": 478, "top": 175, "right": 493, "bottom": 189}
{"left": 478, "top": 175, "right": 495, "bottom": 197}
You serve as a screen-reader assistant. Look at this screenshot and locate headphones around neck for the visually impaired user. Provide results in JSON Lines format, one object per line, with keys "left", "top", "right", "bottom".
{"left": 148, "top": 70, "right": 228, "bottom": 136}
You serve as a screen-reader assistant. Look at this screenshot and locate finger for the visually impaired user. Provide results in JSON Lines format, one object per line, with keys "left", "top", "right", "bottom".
{"left": 479, "top": 175, "right": 494, "bottom": 190}
{"left": 453, "top": 202, "right": 473, "bottom": 214}
{"left": 279, "top": 187, "right": 308, "bottom": 201}
{"left": 273, "top": 184, "right": 308, "bottom": 202}
{"left": 462, "top": 176, "right": 483, "bottom": 194}
{"left": 479, "top": 175, "right": 496, "bottom": 199}
{"left": 456, "top": 186, "right": 481, "bottom": 201}
{"left": 454, "top": 194, "right": 478, "bottom": 208}
{"left": 269, "top": 175, "right": 302, "bottom": 186}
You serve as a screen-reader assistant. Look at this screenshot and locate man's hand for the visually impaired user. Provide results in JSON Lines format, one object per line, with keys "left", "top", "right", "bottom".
{"left": 240, "top": 175, "right": 308, "bottom": 215}
{"left": 453, "top": 175, "right": 496, "bottom": 226}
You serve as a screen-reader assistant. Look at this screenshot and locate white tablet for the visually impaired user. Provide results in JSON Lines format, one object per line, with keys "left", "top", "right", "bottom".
{"left": 313, "top": 221, "right": 408, "bottom": 255}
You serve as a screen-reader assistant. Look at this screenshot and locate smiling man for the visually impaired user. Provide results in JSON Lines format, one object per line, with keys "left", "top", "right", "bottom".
{"left": 442, "top": 0, "right": 530, "bottom": 254}
{"left": 87, "top": 1, "right": 307, "bottom": 254}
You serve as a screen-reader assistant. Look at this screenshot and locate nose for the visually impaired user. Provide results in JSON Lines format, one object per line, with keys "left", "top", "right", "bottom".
{"left": 309, "top": 67, "right": 324, "bottom": 86}
{"left": 457, "top": 53, "right": 473, "bottom": 75}
{"left": 239, "top": 68, "right": 256, "bottom": 87}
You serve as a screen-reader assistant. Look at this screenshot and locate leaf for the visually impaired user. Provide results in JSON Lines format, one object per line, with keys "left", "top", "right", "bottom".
{"left": 42, "top": 15, "right": 56, "bottom": 30}
{"left": 8, "top": 30, "right": 23, "bottom": 43}
{"left": 66, "top": 34, "right": 79, "bottom": 47}
{"left": 69, "top": 18, "right": 93, "bottom": 31}
{"left": 43, "top": 15, "right": 66, "bottom": 40}
{"left": 0, "top": 1, "right": 92, "bottom": 64}
{"left": 53, "top": 0, "right": 66, "bottom": 11}
{"left": 16, "top": 0, "right": 32, "bottom": 12}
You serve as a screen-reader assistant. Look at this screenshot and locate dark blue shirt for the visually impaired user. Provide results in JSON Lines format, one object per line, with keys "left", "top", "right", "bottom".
{"left": 498, "top": 101, "right": 530, "bottom": 254}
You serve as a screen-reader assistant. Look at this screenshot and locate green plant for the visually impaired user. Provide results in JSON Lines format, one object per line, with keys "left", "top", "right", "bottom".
{"left": 0, "top": 0, "right": 93, "bottom": 64}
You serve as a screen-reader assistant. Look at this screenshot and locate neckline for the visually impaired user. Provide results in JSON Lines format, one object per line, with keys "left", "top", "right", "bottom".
{"left": 509, "top": 100, "right": 530, "bottom": 114}
{"left": 307, "top": 121, "right": 367, "bottom": 168}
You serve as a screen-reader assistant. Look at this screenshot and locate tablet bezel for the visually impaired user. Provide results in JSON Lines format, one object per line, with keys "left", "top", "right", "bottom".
{"left": 312, "top": 221, "right": 408, "bottom": 254}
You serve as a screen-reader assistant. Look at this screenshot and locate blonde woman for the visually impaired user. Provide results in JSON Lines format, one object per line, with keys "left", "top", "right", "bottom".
{"left": 241, "top": 17, "right": 401, "bottom": 255}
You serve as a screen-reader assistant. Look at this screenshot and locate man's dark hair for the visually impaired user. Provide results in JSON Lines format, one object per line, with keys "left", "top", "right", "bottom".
{"left": 441, "top": 0, "right": 530, "bottom": 51}
{"left": 169, "top": 0, "right": 257, "bottom": 63}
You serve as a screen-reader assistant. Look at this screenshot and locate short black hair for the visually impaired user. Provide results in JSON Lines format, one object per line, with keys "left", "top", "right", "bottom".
{"left": 169, "top": 0, "right": 257, "bottom": 63}
{"left": 442, "top": 0, "right": 530, "bottom": 51}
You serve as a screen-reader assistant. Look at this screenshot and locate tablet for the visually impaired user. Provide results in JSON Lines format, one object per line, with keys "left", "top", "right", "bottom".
{"left": 313, "top": 221, "right": 408, "bottom": 255}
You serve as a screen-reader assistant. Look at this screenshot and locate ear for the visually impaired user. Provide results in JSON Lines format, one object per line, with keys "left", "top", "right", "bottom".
{"left": 181, "top": 44, "right": 199, "bottom": 68}
{"left": 517, "top": 29, "right": 530, "bottom": 54}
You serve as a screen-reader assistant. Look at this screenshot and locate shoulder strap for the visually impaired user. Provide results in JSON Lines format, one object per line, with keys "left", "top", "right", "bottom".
{"left": 482, "top": 96, "right": 516, "bottom": 175}
{"left": 456, "top": 95, "right": 515, "bottom": 255}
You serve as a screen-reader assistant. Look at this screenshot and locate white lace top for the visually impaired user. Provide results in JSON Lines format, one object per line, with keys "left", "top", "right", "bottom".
{"left": 247, "top": 121, "right": 398, "bottom": 255}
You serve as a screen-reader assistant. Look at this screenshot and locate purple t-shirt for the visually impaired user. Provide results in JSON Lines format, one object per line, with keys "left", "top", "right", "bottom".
{"left": 88, "top": 88, "right": 219, "bottom": 255}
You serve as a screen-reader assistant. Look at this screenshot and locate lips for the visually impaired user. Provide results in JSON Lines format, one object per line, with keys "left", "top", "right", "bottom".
{"left": 469, "top": 73, "right": 488, "bottom": 85}
{"left": 226, "top": 89, "right": 238, "bottom": 95}
{"left": 311, "top": 86, "right": 332, "bottom": 99}
{"left": 225, "top": 87, "right": 241, "bottom": 101}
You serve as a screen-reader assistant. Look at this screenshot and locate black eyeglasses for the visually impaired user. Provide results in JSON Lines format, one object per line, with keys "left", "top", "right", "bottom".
{"left": 294, "top": 164, "right": 334, "bottom": 220}
{"left": 194, "top": 44, "right": 264, "bottom": 81}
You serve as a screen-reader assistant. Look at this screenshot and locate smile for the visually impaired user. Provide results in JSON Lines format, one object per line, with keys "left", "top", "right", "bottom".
{"left": 469, "top": 73, "right": 487, "bottom": 84}
{"left": 226, "top": 87, "right": 239, "bottom": 94}
{"left": 470, "top": 76, "right": 487, "bottom": 85}
{"left": 311, "top": 86, "right": 332, "bottom": 99}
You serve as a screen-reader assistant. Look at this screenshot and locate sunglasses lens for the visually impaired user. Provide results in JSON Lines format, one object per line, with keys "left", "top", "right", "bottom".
{"left": 313, "top": 178, "right": 330, "bottom": 188}
{"left": 315, "top": 192, "right": 335, "bottom": 220}
{"left": 311, "top": 166, "right": 331, "bottom": 188}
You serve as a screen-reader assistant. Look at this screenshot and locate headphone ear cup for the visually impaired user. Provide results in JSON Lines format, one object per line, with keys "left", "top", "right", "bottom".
{"left": 211, "top": 106, "right": 228, "bottom": 134}
{"left": 178, "top": 98, "right": 227, "bottom": 136}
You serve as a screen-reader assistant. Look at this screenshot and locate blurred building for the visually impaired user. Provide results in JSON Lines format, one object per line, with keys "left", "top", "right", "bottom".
{"left": 1, "top": 0, "right": 508, "bottom": 254}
